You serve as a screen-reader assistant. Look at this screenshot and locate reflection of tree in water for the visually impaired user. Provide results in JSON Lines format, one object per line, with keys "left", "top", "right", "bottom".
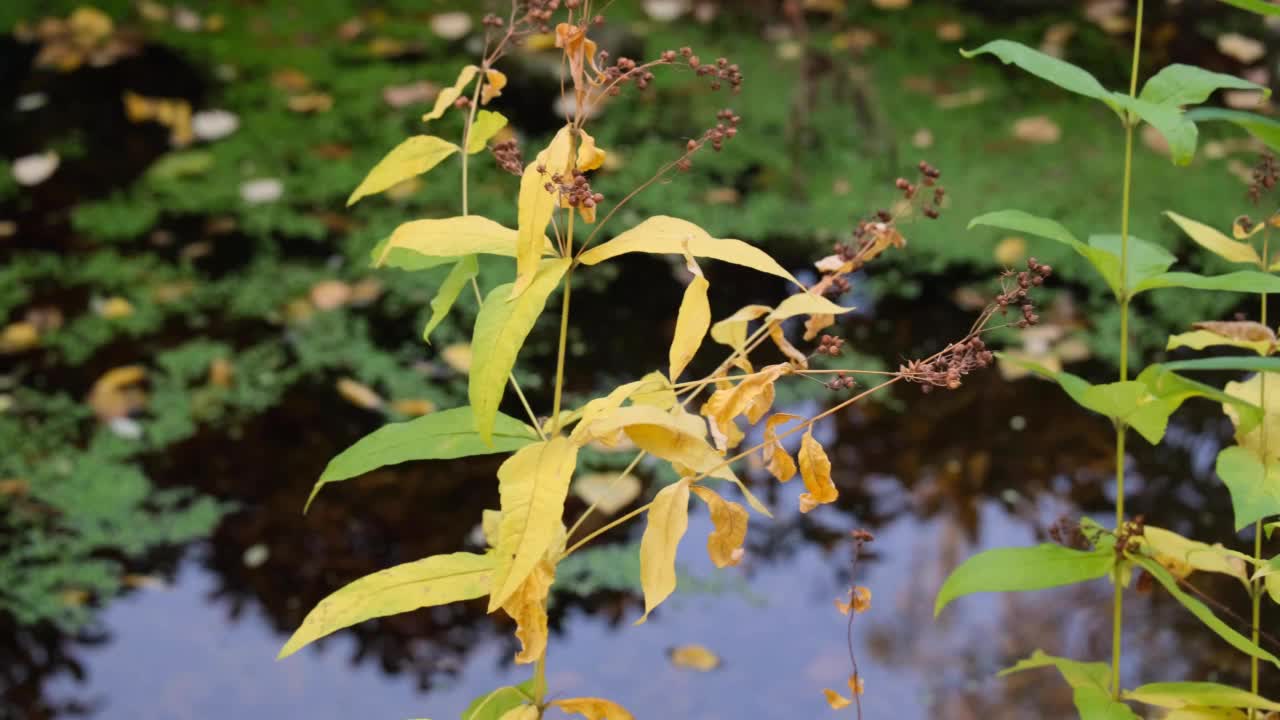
{"left": 0, "top": 617, "right": 104, "bottom": 719}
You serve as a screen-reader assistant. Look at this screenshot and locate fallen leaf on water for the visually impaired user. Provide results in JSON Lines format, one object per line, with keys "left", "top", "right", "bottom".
{"left": 88, "top": 365, "right": 148, "bottom": 420}
{"left": 0, "top": 323, "right": 39, "bottom": 353}
{"left": 13, "top": 152, "right": 59, "bottom": 186}
{"left": 572, "top": 472, "right": 642, "bottom": 516}
{"left": 670, "top": 644, "right": 720, "bottom": 671}
{"left": 336, "top": 378, "right": 384, "bottom": 410}
{"left": 1012, "top": 115, "right": 1061, "bottom": 144}
{"left": 1219, "top": 32, "right": 1266, "bottom": 64}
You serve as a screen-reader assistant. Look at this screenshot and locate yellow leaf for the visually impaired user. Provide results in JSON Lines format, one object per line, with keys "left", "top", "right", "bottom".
{"left": 482, "top": 509, "right": 502, "bottom": 548}
{"left": 768, "top": 324, "right": 808, "bottom": 369}
{"left": 701, "top": 364, "right": 791, "bottom": 450}
{"left": 468, "top": 110, "right": 508, "bottom": 154}
{"left": 423, "top": 65, "right": 479, "bottom": 122}
{"left": 637, "top": 479, "right": 691, "bottom": 623}
{"left": 488, "top": 437, "right": 579, "bottom": 611}
{"left": 1166, "top": 211, "right": 1261, "bottom": 266}
{"left": 568, "top": 380, "right": 645, "bottom": 444}
{"left": 336, "top": 378, "right": 384, "bottom": 410}
{"left": 669, "top": 274, "right": 710, "bottom": 381}
{"left": 770, "top": 292, "right": 855, "bottom": 321}
{"left": 552, "top": 697, "right": 635, "bottom": 720}
{"left": 630, "top": 371, "right": 677, "bottom": 409}
{"left": 501, "top": 557, "right": 555, "bottom": 663}
{"left": 690, "top": 486, "right": 748, "bottom": 568}
{"left": 670, "top": 644, "right": 721, "bottom": 671}
{"left": 347, "top": 135, "right": 459, "bottom": 206}
{"left": 710, "top": 304, "right": 772, "bottom": 354}
{"left": 578, "top": 216, "right": 802, "bottom": 287}
{"left": 0, "top": 322, "right": 40, "bottom": 353}
{"left": 278, "top": 552, "right": 494, "bottom": 659}
{"left": 849, "top": 674, "right": 865, "bottom": 696}
{"left": 513, "top": 126, "right": 574, "bottom": 298}
{"left": 763, "top": 413, "right": 801, "bottom": 483}
{"left": 482, "top": 68, "right": 508, "bottom": 105}
{"left": 824, "top": 689, "right": 852, "bottom": 710}
{"left": 1142, "top": 526, "right": 1248, "bottom": 581}
{"left": 1167, "top": 329, "right": 1274, "bottom": 356}
{"left": 1225, "top": 373, "right": 1280, "bottom": 466}
{"left": 87, "top": 365, "right": 148, "bottom": 420}
{"left": 803, "top": 313, "right": 836, "bottom": 341}
{"left": 499, "top": 705, "right": 539, "bottom": 720}
{"left": 377, "top": 215, "right": 554, "bottom": 267}
{"left": 835, "top": 586, "right": 872, "bottom": 615}
{"left": 798, "top": 428, "right": 837, "bottom": 513}
{"left": 576, "top": 128, "right": 607, "bottom": 172}
{"left": 471, "top": 259, "right": 570, "bottom": 443}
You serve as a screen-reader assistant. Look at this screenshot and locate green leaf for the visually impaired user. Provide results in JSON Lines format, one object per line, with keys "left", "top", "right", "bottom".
{"left": 1110, "top": 92, "right": 1199, "bottom": 165}
{"left": 1074, "top": 687, "right": 1143, "bottom": 720}
{"left": 1135, "top": 556, "right": 1280, "bottom": 667}
{"left": 969, "top": 210, "right": 1123, "bottom": 296}
{"left": 307, "top": 407, "right": 538, "bottom": 511}
{"left": 1133, "top": 270, "right": 1280, "bottom": 296}
{"left": 278, "top": 552, "right": 494, "bottom": 659}
{"left": 1165, "top": 211, "right": 1262, "bottom": 265}
{"left": 423, "top": 255, "right": 479, "bottom": 344}
{"left": 347, "top": 135, "right": 460, "bottom": 206}
{"left": 1088, "top": 234, "right": 1176, "bottom": 289}
{"left": 1187, "top": 108, "right": 1280, "bottom": 153}
{"left": 934, "top": 544, "right": 1113, "bottom": 617}
{"left": 1167, "top": 330, "right": 1273, "bottom": 355}
{"left": 463, "top": 682, "right": 536, "bottom": 720}
{"left": 1216, "top": 446, "right": 1280, "bottom": 531}
{"left": 1140, "top": 64, "right": 1269, "bottom": 108}
{"left": 998, "top": 650, "right": 1138, "bottom": 719}
{"left": 1127, "top": 682, "right": 1280, "bottom": 712}
{"left": 468, "top": 111, "right": 508, "bottom": 154}
{"left": 1214, "top": 0, "right": 1280, "bottom": 16}
{"left": 1165, "top": 357, "right": 1280, "bottom": 373}
{"left": 961, "top": 40, "right": 1112, "bottom": 104}
{"left": 470, "top": 258, "right": 571, "bottom": 443}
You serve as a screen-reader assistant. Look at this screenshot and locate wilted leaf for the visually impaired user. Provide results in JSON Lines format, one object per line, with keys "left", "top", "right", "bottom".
{"left": 701, "top": 364, "right": 791, "bottom": 450}
{"left": 348, "top": 135, "right": 459, "bottom": 206}
{"left": 552, "top": 697, "right": 635, "bottom": 720}
{"left": 482, "top": 69, "right": 508, "bottom": 105}
{"left": 278, "top": 552, "right": 494, "bottom": 658}
{"left": 501, "top": 557, "right": 555, "bottom": 663}
{"left": 690, "top": 485, "right": 748, "bottom": 567}
{"left": 424, "top": 65, "right": 479, "bottom": 122}
{"left": 763, "top": 413, "right": 800, "bottom": 483}
{"left": 670, "top": 643, "right": 720, "bottom": 671}
{"left": 797, "top": 428, "right": 837, "bottom": 513}
{"left": 471, "top": 259, "right": 570, "bottom": 443}
{"left": 1143, "top": 525, "right": 1250, "bottom": 581}
{"left": 824, "top": 689, "right": 852, "bottom": 710}
{"left": 768, "top": 324, "right": 808, "bottom": 368}
{"left": 637, "top": 479, "right": 691, "bottom": 623}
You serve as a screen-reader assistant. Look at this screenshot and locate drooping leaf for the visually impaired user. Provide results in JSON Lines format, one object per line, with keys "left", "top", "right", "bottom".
{"left": 307, "top": 407, "right": 537, "bottom": 511}
{"left": 762, "top": 413, "right": 800, "bottom": 483}
{"left": 1213, "top": 0, "right": 1280, "bottom": 16}
{"left": 961, "top": 40, "right": 1113, "bottom": 103}
{"left": 1187, "top": 108, "right": 1280, "bottom": 153}
{"left": 637, "top": 479, "right": 691, "bottom": 623}
{"left": 690, "top": 485, "right": 748, "bottom": 568}
{"left": 423, "top": 65, "right": 479, "bottom": 122}
{"left": 710, "top": 305, "right": 772, "bottom": 356}
{"left": 278, "top": 552, "right": 494, "bottom": 658}
{"left": 969, "top": 210, "right": 1123, "bottom": 296}
{"left": 769, "top": 292, "right": 854, "bottom": 321}
{"left": 1136, "top": 556, "right": 1280, "bottom": 667}
{"left": 1166, "top": 211, "right": 1262, "bottom": 265}
{"left": 1142, "top": 525, "right": 1250, "bottom": 582}
{"left": 501, "top": 556, "right": 555, "bottom": 664}
{"left": 488, "top": 437, "right": 578, "bottom": 611}
{"left": 462, "top": 681, "right": 535, "bottom": 720}
{"left": 423, "top": 255, "right": 479, "bottom": 344}
{"left": 998, "top": 650, "right": 1136, "bottom": 719}
{"left": 701, "top": 364, "right": 791, "bottom": 450}
{"left": 470, "top": 259, "right": 571, "bottom": 443}
{"left": 797, "top": 428, "right": 837, "bottom": 513}
{"left": 578, "top": 216, "right": 802, "bottom": 287}
{"left": 1133, "top": 270, "right": 1280, "bottom": 296}
{"left": 934, "top": 544, "right": 1113, "bottom": 617}
{"left": 347, "top": 135, "right": 459, "bottom": 206}
{"left": 513, "top": 126, "right": 573, "bottom": 298}
{"left": 669, "top": 274, "right": 710, "bottom": 381}
{"left": 1110, "top": 93, "right": 1199, "bottom": 165}
{"left": 376, "top": 216, "right": 552, "bottom": 267}
{"left": 1216, "top": 446, "right": 1280, "bottom": 532}
{"left": 1140, "top": 64, "right": 1269, "bottom": 108}
{"left": 552, "top": 697, "right": 635, "bottom": 720}
{"left": 1126, "top": 682, "right": 1280, "bottom": 712}
{"left": 481, "top": 69, "right": 507, "bottom": 105}
{"left": 1088, "top": 234, "right": 1176, "bottom": 289}
{"left": 468, "top": 110, "right": 508, "bottom": 154}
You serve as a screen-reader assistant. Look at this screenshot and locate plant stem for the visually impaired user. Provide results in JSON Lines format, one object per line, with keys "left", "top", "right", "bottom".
{"left": 1253, "top": 228, "right": 1272, "bottom": 717}
{"left": 534, "top": 654, "right": 547, "bottom": 705}
{"left": 1112, "top": 0, "right": 1144, "bottom": 698}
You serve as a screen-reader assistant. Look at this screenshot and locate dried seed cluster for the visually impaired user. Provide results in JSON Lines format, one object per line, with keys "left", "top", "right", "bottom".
{"left": 491, "top": 138, "right": 524, "bottom": 176}
{"left": 895, "top": 161, "right": 945, "bottom": 219}
{"left": 1250, "top": 152, "right": 1278, "bottom": 205}
{"left": 661, "top": 47, "right": 744, "bottom": 93}
{"left": 817, "top": 334, "right": 845, "bottom": 357}
{"left": 899, "top": 336, "right": 994, "bottom": 393}
{"left": 1047, "top": 516, "right": 1089, "bottom": 550}
{"left": 545, "top": 168, "right": 604, "bottom": 210}
{"left": 677, "top": 109, "right": 741, "bottom": 171}
{"left": 996, "top": 257, "right": 1053, "bottom": 329}
{"left": 826, "top": 372, "right": 857, "bottom": 391}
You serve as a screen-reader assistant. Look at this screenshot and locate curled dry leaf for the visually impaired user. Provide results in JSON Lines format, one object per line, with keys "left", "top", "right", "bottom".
{"left": 768, "top": 324, "right": 809, "bottom": 369}
{"left": 690, "top": 485, "right": 748, "bottom": 567}
{"left": 701, "top": 363, "right": 790, "bottom": 451}
{"left": 501, "top": 557, "right": 555, "bottom": 664}
{"left": 824, "top": 689, "right": 852, "bottom": 710}
{"left": 88, "top": 365, "right": 148, "bottom": 420}
{"left": 336, "top": 378, "right": 384, "bottom": 410}
{"left": 552, "top": 697, "right": 636, "bottom": 720}
{"left": 670, "top": 643, "right": 721, "bottom": 671}
{"left": 763, "top": 413, "right": 800, "bottom": 483}
{"left": 1192, "top": 321, "right": 1276, "bottom": 346}
{"left": 482, "top": 69, "right": 507, "bottom": 105}
{"left": 835, "top": 586, "right": 872, "bottom": 615}
{"left": 798, "top": 428, "right": 837, "bottom": 513}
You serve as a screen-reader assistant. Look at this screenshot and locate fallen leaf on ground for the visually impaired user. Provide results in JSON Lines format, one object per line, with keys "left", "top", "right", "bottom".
{"left": 1219, "top": 32, "right": 1266, "bottom": 64}
{"left": 12, "top": 152, "right": 59, "bottom": 186}
{"left": 336, "top": 378, "right": 384, "bottom": 410}
{"left": 1012, "top": 115, "right": 1061, "bottom": 144}
{"left": 88, "top": 366, "right": 148, "bottom": 420}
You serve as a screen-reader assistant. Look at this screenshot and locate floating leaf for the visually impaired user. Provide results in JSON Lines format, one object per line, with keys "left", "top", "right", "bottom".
{"left": 797, "top": 428, "right": 837, "bottom": 513}
{"left": 487, "top": 438, "right": 577, "bottom": 612}
{"left": 347, "top": 135, "right": 459, "bottom": 206}
{"left": 513, "top": 126, "right": 573, "bottom": 298}
{"left": 1166, "top": 211, "right": 1262, "bottom": 265}
{"left": 637, "top": 479, "right": 691, "bottom": 623}
{"left": 934, "top": 544, "right": 1113, "bottom": 616}
{"left": 468, "top": 110, "right": 508, "bottom": 154}
{"left": 471, "top": 259, "right": 571, "bottom": 443}
{"left": 423, "top": 65, "right": 479, "bottom": 122}
{"left": 690, "top": 485, "right": 748, "bottom": 567}
{"left": 423, "top": 256, "right": 479, "bottom": 344}
{"left": 578, "top": 216, "right": 802, "bottom": 287}
{"left": 552, "top": 697, "right": 635, "bottom": 720}
{"left": 308, "top": 407, "right": 537, "bottom": 511}
{"left": 670, "top": 644, "right": 720, "bottom": 671}
{"left": 278, "top": 552, "right": 493, "bottom": 658}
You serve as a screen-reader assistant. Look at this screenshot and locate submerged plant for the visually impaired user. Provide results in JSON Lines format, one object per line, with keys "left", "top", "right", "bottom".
{"left": 276, "top": 1, "right": 1049, "bottom": 716}
{"left": 936, "top": 0, "right": 1280, "bottom": 717}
